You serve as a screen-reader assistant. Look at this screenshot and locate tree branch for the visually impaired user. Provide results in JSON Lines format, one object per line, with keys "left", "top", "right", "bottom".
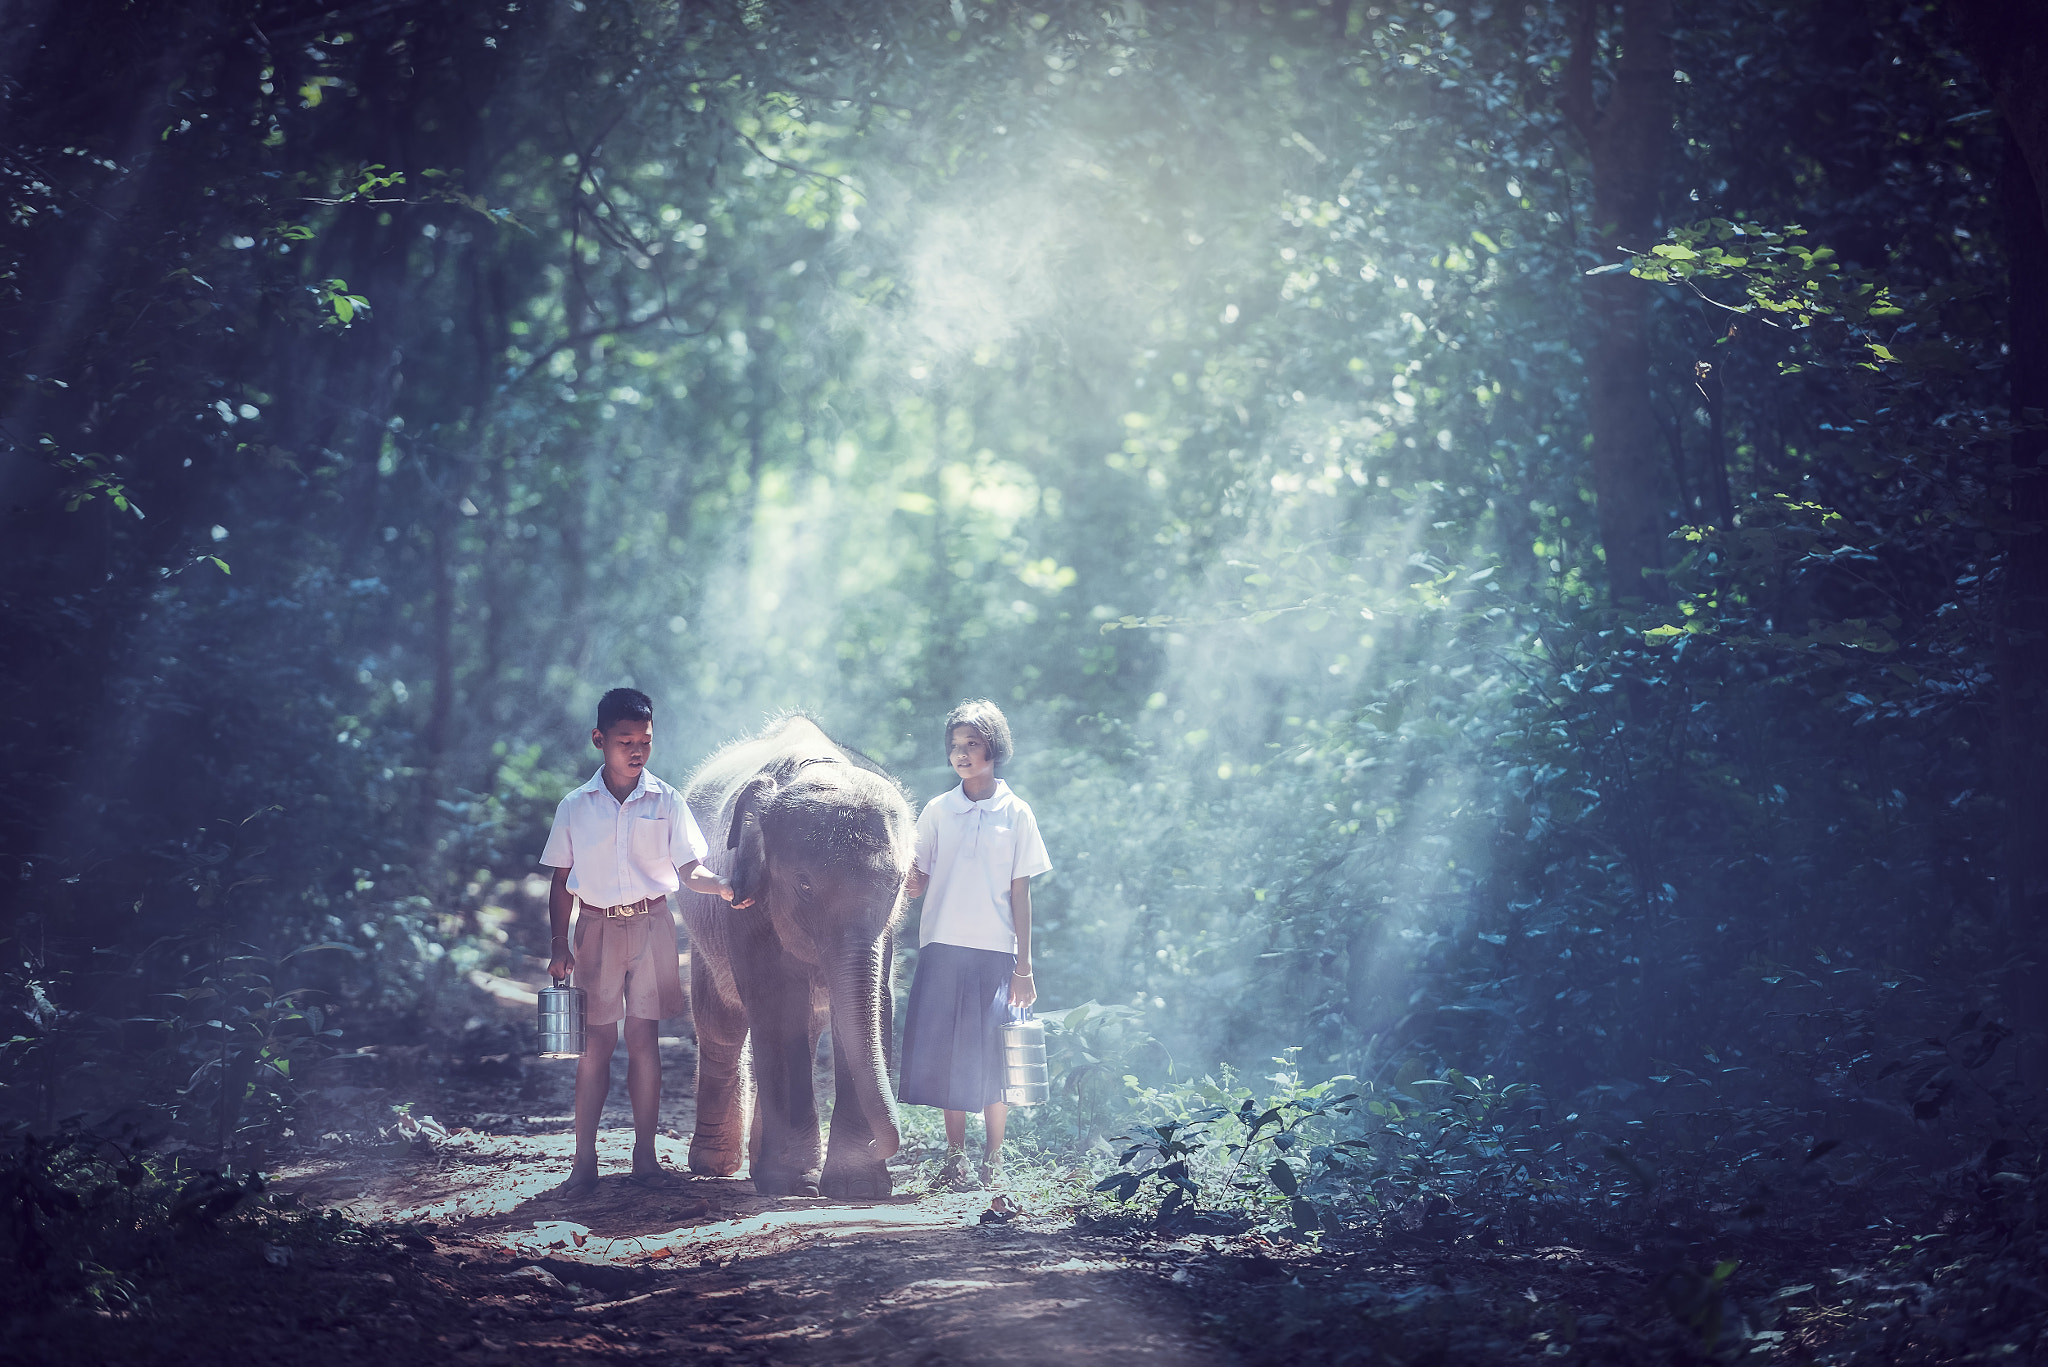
{"left": 736, "top": 132, "right": 864, "bottom": 198}
{"left": 1557, "top": 0, "right": 1599, "bottom": 143}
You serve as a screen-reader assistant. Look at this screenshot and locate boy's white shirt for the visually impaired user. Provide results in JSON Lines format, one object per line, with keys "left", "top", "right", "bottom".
{"left": 913, "top": 779, "right": 1052, "bottom": 953}
{"left": 539, "top": 767, "right": 710, "bottom": 908}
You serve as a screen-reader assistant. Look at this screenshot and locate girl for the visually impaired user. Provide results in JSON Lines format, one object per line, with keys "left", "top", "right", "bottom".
{"left": 900, "top": 699, "right": 1052, "bottom": 1188}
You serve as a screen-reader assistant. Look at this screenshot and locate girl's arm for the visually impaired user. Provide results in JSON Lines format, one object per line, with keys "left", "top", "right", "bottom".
{"left": 1008, "top": 875, "right": 1036, "bottom": 1008}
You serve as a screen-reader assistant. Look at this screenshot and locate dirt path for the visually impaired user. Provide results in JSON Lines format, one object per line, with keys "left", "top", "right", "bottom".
{"left": 263, "top": 1129, "right": 1233, "bottom": 1366}
{"left": 231, "top": 968, "right": 1242, "bottom": 1367}
{"left": 52, "top": 969, "right": 1827, "bottom": 1367}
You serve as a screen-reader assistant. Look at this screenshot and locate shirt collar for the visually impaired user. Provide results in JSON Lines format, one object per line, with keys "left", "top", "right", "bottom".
{"left": 580, "top": 766, "right": 662, "bottom": 803}
{"left": 942, "top": 779, "right": 1011, "bottom": 814}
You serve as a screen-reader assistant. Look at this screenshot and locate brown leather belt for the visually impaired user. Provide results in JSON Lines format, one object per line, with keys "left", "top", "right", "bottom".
{"left": 581, "top": 896, "right": 661, "bottom": 919}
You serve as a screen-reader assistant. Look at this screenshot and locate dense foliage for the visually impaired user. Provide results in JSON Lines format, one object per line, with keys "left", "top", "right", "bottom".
{"left": 4, "top": 0, "right": 2045, "bottom": 1354}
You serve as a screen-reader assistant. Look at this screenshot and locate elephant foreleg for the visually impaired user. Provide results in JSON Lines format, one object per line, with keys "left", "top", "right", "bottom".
{"left": 820, "top": 930, "right": 900, "bottom": 1199}
{"left": 729, "top": 924, "right": 825, "bottom": 1196}
{"left": 744, "top": 1010, "right": 823, "bottom": 1195}
{"left": 821, "top": 1032, "right": 895, "bottom": 1198}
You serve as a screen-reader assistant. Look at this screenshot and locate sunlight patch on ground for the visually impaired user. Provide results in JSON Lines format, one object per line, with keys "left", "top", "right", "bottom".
{"left": 272, "top": 1129, "right": 695, "bottom": 1224}
{"left": 481, "top": 1192, "right": 995, "bottom": 1267}
{"left": 1025, "top": 1255, "right": 1126, "bottom": 1274}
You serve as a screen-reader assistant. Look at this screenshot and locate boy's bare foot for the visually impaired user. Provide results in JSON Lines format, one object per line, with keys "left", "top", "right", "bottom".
{"left": 549, "top": 1169, "right": 601, "bottom": 1200}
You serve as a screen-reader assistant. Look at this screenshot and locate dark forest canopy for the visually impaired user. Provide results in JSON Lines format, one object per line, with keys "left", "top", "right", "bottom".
{"left": 3, "top": 0, "right": 2046, "bottom": 1356}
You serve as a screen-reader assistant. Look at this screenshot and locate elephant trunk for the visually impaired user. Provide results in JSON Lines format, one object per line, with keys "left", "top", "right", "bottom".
{"left": 830, "top": 924, "right": 901, "bottom": 1163}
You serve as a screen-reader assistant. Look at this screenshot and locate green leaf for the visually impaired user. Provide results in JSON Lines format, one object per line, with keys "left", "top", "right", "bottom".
{"left": 208, "top": 557, "right": 231, "bottom": 575}
{"left": 283, "top": 941, "right": 365, "bottom": 960}
{"left": 1268, "top": 1159, "right": 1298, "bottom": 1195}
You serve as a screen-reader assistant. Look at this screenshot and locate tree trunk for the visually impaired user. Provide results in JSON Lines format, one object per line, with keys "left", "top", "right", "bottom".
{"left": 1947, "top": 0, "right": 2048, "bottom": 1078}
{"left": 1560, "top": 0, "right": 1675, "bottom": 606}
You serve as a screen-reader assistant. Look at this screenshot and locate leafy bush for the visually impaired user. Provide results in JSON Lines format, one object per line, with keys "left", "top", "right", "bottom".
{"left": 1084, "top": 1046, "right": 1570, "bottom": 1244}
{"left": 0, "top": 1114, "right": 350, "bottom": 1314}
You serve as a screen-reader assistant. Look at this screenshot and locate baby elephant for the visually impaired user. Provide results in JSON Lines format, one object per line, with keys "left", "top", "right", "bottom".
{"left": 674, "top": 715, "right": 913, "bottom": 1198}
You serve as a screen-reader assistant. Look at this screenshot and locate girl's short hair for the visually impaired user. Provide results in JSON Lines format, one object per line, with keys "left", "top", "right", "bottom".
{"left": 943, "top": 699, "right": 1013, "bottom": 767}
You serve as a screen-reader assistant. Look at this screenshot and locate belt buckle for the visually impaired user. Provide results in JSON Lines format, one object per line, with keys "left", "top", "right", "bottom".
{"left": 617, "top": 898, "right": 648, "bottom": 919}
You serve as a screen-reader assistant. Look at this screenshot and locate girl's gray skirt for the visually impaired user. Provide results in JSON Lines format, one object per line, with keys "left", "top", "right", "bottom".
{"left": 898, "top": 942, "right": 1015, "bottom": 1111}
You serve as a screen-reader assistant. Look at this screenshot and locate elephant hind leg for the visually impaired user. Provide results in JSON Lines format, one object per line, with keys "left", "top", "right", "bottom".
{"left": 687, "top": 956, "right": 749, "bottom": 1178}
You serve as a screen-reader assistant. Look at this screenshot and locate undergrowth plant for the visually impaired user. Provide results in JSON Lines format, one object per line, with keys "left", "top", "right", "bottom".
{"left": 1089, "top": 1048, "right": 1563, "bottom": 1242}
{"left": 0, "top": 1115, "right": 365, "bottom": 1314}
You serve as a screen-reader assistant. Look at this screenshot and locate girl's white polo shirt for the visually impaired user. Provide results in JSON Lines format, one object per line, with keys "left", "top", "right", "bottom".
{"left": 912, "top": 780, "right": 1052, "bottom": 953}
{"left": 539, "top": 767, "right": 710, "bottom": 909}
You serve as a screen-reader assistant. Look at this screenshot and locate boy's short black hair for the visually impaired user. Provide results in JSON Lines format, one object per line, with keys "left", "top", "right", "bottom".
{"left": 596, "top": 687, "right": 654, "bottom": 731}
{"left": 943, "top": 699, "right": 1013, "bottom": 768}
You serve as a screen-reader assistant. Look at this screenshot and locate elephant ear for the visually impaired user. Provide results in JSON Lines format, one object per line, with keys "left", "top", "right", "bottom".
{"left": 727, "top": 773, "right": 779, "bottom": 908}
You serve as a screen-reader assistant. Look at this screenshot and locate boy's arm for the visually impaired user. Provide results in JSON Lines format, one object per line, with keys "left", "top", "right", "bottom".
{"left": 680, "top": 859, "right": 739, "bottom": 903}
{"left": 547, "top": 867, "right": 575, "bottom": 981}
{"left": 1007, "top": 876, "right": 1036, "bottom": 1008}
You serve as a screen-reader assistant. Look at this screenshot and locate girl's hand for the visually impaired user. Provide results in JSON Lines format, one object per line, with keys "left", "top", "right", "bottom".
{"left": 715, "top": 877, "right": 735, "bottom": 903}
{"left": 549, "top": 948, "right": 575, "bottom": 983}
{"left": 905, "top": 866, "right": 929, "bottom": 898}
{"left": 1008, "top": 969, "right": 1037, "bottom": 1009}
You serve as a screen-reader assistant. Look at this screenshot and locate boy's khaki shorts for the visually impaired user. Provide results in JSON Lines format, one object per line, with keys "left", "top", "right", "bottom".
{"left": 571, "top": 902, "right": 686, "bottom": 1027}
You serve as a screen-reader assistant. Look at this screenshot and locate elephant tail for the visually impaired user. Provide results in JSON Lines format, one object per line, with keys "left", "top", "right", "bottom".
{"left": 727, "top": 773, "right": 779, "bottom": 906}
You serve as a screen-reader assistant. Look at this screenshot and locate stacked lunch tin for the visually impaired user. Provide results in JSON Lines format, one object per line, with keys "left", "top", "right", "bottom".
{"left": 1001, "top": 1008, "right": 1048, "bottom": 1106}
{"left": 538, "top": 976, "right": 587, "bottom": 1059}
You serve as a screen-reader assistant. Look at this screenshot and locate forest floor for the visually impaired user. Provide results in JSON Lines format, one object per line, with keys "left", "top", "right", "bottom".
{"left": 7, "top": 964, "right": 1879, "bottom": 1367}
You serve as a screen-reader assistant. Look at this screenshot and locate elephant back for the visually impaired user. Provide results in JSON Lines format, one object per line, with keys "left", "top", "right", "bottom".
{"left": 686, "top": 716, "right": 914, "bottom": 911}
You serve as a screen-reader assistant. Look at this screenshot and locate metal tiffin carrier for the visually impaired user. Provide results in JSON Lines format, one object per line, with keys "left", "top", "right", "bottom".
{"left": 1000, "top": 1006, "right": 1049, "bottom": 1106}
{"left": 537, "top": 975, "right": 587, "bottom": 1059}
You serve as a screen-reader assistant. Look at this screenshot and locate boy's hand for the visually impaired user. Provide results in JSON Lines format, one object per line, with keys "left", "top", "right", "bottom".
{"left": 549, "top": 947, "right": 575, "bottom": 983}
{"left": 905, "top": 865, "right": 929, "bottom": 898}
{"left": 682, "top": 859, "right": 746, "bottom": 905}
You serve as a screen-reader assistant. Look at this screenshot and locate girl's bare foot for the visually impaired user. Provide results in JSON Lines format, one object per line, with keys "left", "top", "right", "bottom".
{"left": 936, "top": 1150, "right": 977, "bottom": 1192}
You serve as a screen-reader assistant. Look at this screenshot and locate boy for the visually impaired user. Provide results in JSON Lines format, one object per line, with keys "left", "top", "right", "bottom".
{"left": 540, "top": 687, "right": 735, "bottom": 1197}
{"left": 899, "top": 699, "right": 1052, "bottom": 1189}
